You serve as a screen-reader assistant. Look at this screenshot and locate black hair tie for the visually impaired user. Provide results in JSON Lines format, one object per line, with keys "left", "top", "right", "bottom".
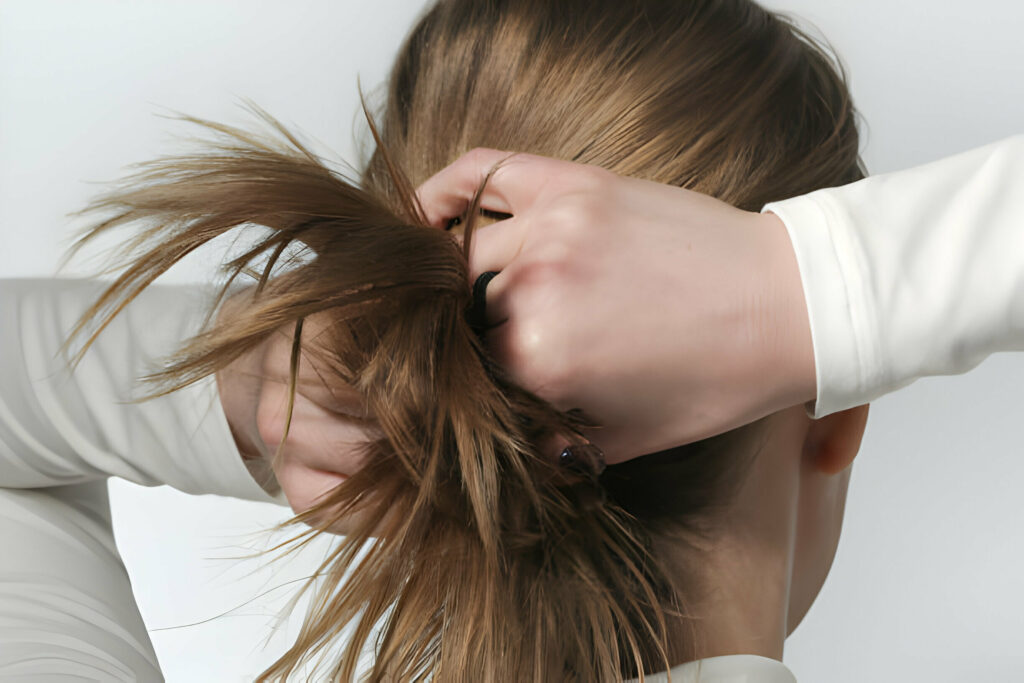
{"left": 466, "top": 270, "right": 608, "bottom": 486}
{"left": 466, "top": 270, "right": 499, "bottom": 334}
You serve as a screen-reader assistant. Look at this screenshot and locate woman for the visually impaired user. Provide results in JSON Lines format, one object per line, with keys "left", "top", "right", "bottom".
{"left": 4, "top": 0, "right": 1017, "bottom": 680}
{"left": 55, "top": 0, "right": 866, "bottom": 678}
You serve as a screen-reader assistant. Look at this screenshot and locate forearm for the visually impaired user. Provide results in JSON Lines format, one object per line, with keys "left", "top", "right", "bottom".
{"left": 0, "top": 277, "right": 283, "bottom": 504}
{"left": 214, "top": 305, "right": 283, "bottom": 501}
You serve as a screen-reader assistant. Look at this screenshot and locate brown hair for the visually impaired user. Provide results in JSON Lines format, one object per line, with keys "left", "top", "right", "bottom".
{"left": 60, "top": 0, "right": 863, "bottom": 679}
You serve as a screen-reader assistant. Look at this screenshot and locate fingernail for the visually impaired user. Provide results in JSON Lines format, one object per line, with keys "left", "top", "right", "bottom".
{"left": 558, "top": 443, "right": 606, "bottom": 477}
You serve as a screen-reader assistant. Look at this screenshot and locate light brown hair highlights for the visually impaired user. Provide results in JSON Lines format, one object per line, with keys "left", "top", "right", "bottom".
{"left": 61, "top": 0, "right": 863, "bottom": 680}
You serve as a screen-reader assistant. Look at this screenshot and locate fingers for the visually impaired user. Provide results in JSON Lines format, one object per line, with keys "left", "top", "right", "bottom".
{"left": 419, "top": 149, "right": 615, "bottom": 473}
{"left": 417, "top": 149, "right": 555, "bottom": 336}
{"left": 275, "top": 458, "right": 349, "bottom": 516}
{"left": 258, "top": 371, "right": 378, "bottom": 470}
{"left": 454, "top": 212, "right": 524, "bottom": 334}
{"left": 416, "top": 148, "right": 546, "bottom": 228}
{"left": 460, "top": 216, "right": 525, "bottom": 282}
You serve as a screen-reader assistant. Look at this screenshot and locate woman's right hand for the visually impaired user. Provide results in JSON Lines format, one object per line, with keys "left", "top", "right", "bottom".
{"left": 218, "top": 299, "right": 383, "bottom": 519}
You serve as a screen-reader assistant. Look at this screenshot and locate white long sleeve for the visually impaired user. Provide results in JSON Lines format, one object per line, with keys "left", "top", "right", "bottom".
{"left": 0, "top": 276, "right": 289, "bottom": 679}
{"left": 763, "top": 135, "right": 1024, "bottom": 419}
{"left": 0, "top": 276, "right": 285, "bottom": 504}
{"left": 0, "top": 482, "right": 163, "bottom": 681}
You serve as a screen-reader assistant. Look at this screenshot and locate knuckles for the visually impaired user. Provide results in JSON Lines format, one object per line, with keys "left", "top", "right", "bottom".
{"left": 535, "top": 192, "right": 607, "bottom": 249}
{"left": 493, "top": 260, "right": 575, "bottom": 405}
{"left": 500, "top": 316, "right": 572, "bottom": 406}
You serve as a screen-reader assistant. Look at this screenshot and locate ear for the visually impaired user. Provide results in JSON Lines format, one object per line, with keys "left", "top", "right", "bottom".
{"left": 803, "top": 404, "right": 871, "bottom": 475}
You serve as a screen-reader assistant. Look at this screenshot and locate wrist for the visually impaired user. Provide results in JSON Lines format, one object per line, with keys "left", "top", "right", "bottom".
{"left": 216, "top": 360, "right": 265, "bottom": 463}
{"left": 215, "top": 286, "right": 272, "bottom": 465}
{"left": 755, "top": 210, "right": 818, "bottom": 410}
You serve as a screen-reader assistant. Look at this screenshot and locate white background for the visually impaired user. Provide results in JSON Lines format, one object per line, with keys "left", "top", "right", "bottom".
{"left": 2, "top": 1, "right": 1023, "bottom": 680}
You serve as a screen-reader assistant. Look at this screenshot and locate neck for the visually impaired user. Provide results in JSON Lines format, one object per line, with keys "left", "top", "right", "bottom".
{"left": 657, "top": 426, "right": 802, "bottom": 668}
{"left": 685, "top": 536, "right": 792, "bottom": 660}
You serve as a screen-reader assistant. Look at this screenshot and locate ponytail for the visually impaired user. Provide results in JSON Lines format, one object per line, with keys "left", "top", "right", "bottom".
{"left": 62, "top": 104, "right": 680, "bottom": 681}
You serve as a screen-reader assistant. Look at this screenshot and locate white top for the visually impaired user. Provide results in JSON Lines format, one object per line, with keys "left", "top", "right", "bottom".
{"left": 2, "top": 133, "right": 1022, "bottom": 679}
{"left": 764, "top": 134, "right": 1024, "bottom": 419}
{"left": 0, "top": 278, "right": 798, "bottom": 680}
{"left": 633, "top": 654, "right": 796, "bottom": 682}
{"left": 0, "top": 277, "right": 286, "bottom": 681}
{"left": 0, "top": 277, "right": 285, "bottom": 502}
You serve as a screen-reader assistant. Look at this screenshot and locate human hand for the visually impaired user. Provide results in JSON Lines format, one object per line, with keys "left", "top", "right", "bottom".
{"left": 416, "top": 148, "right": 818, "bottom": 463}
{"left": 217, "top": 303, "right": 383, "bottom": 518}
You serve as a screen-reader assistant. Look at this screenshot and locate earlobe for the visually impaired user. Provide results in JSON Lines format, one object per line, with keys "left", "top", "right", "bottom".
{"left": 804, "top": 404, "right": 871, "bottom": 475}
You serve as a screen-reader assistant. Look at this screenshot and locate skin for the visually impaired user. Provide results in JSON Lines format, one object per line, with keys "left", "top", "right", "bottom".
{"left": 217, "top": 149, "right": 867, "bottom": 664}
{"left": 216, "top": 310, "right": 380, "bottom": 515}
{"left": 415, "top": 150, "right": 818, "bottom": 463}
{"left": 672, "top": 401, "right": 869, "bottom": 661}
{"left": 219, "top": 345, "right": 869, "bottom": 664}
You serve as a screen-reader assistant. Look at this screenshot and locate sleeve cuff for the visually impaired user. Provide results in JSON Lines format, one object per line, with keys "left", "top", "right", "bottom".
{"left": 761, "top": 191, "right": 876, "bottom": 420}
{"left": 199, "top": 372, "right": 290, "bottom": 506}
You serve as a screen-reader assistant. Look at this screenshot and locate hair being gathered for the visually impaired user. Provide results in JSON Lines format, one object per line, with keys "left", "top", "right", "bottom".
{"left": 60, "top": 0, "right": 864, "bottom": 680}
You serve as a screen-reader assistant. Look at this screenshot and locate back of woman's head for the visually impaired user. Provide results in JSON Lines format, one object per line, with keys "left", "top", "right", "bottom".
{"left": 369, "top": 0, "right": 861, "bottom": 204}
{"left": 63, "top": 0, "right": 864, "bottom": 680}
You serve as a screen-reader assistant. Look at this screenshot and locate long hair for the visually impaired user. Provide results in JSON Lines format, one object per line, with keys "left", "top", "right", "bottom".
{"left": 60, "top": 0, "right": 864, "bottom": 680}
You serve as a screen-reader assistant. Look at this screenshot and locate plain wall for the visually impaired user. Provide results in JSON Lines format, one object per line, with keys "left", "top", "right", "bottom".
{"left": 1, "top": 1, "right": 1022, "bottom": 680}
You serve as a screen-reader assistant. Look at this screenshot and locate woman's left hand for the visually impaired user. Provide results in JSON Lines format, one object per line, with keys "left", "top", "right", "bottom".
{"left": 416, "top": 148, "right": 816, "bottom": 464}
